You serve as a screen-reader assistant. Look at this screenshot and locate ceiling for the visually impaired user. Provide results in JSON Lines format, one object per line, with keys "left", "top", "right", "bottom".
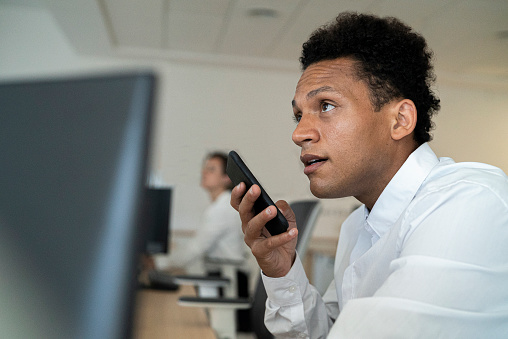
{"left": 36, "top": 0, "right": 508, "bottom": 85}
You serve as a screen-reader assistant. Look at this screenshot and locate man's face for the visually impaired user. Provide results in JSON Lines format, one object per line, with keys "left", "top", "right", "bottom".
{"left": 292, "top": 58, "right": 397, "bottom": 205}
{"left": 201, "top": 157, "right": 228, "bottom": 191}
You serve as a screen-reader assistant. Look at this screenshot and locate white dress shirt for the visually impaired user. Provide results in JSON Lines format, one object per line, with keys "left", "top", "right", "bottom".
{"left": 263, "top": 143, "right": 508, "bottom": 338}
{"left": 154, "top": 190, "right": 246, "bottom": 269}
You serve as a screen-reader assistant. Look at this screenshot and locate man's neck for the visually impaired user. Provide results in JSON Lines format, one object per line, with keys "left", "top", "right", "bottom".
{"left": 209, "top": 188, "right": 226, "bottom": 202}
{"left": 360, "top": 141, "right": 419, "bottom": 211}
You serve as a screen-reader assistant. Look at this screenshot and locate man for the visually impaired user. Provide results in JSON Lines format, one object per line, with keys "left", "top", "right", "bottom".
{"left": 151, "top": 152, "right": 246, "bottom": 271}
{"left": 231, "top": 12, "right": 508, "bottom": 338}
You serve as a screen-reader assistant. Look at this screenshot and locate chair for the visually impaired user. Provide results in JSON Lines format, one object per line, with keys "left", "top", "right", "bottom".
{"left": 178, "top": 199, "right": 321, "bottom": 339}
{"left": 173, "top": 257, "right": 245, "bottom": 298}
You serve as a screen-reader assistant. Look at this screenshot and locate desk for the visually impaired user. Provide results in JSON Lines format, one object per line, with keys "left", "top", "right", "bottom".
{"left": 133, "top": 285, "right": 216, "bottom": 339}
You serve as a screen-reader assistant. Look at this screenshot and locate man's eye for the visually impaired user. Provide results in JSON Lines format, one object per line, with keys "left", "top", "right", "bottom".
{"left": 293, "top": 114, "right": 302, "bottom": 124}
{"left": 321, "top": 103, "right": 335, "bottom": 112}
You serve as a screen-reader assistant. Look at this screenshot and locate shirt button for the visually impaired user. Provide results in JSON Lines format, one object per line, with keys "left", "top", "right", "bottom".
{"left": 288, "top": 286, "right": 297, "bottom": 293}
{"left": 298, "top": 333, "right": 307, "bottom": 338}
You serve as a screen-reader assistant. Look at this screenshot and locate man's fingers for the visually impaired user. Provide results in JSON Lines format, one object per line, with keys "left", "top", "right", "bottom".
{"left": 262, "top": 228, "right": 298, "bottom": 251}
{"left": 237, "top": 184, "right": 261, "bottom": 223}
{"left": 230, "top": 182, "right": 246, "bottom": 211}
{"left": 231, "top": 183, "right": 263, "bottom": 235}
{"left": 275, "top": 200, "right": 296, "bottom": 225}
{"left": 244, "top": 204, "right": 277, "bottom": 240}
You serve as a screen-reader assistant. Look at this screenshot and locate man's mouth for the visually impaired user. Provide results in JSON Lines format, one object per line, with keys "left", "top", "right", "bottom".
{"left": 301, "top": 154, "right": 328, "bottom": 175}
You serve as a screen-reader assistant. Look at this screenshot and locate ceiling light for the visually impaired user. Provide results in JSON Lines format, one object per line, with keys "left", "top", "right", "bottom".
{"left": 496, "top": 30, "right": 508, "bottom": 40}
{"left": 247, "top": 8, "right": 279, "bottom": 19}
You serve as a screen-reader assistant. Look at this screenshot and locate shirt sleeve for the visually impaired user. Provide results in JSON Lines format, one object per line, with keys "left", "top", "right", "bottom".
{"left": 153, "top": 231, "right": 209, "bottom": 269}
{"left": 154, "top": 196, "right": 237, "bottom": 270}
{"left": 153, "top": 221, "right": 215, "bottom": 269}
{"left": 263, "top": 253, "right": 338, "bottom": 338}
{"left": 329, "top": 181, "right": 508, "bottom": 338}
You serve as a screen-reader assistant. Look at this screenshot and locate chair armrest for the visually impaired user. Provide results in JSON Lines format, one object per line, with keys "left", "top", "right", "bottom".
{"left": 204, "top": 257, "right": 245, "bottom": 266}
{"left": 172, "top": 275, "right": 230, "bottom": 288}
{"left": 178, "top": 296, "right": 251, "bottom": 310}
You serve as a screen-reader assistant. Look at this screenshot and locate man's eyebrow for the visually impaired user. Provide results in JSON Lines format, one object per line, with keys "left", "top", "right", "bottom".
{"left": 292, "top": 86, "right": 335, "bottom": 108}
{"left": 307, "top": 86, "right": 334, "bottom": 99}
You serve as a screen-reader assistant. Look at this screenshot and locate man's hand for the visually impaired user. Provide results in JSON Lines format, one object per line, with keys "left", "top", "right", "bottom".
{"left": 231, "top": 182, "right": 298, "bottom": 278}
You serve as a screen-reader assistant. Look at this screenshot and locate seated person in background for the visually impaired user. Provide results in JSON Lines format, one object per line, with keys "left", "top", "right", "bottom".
{"left": 147, "top": 151, "right": 247, "bottom": 273}
{"left": 231, "top": 12, "right": 508, "bottom": 338}
{"left": 145, "top": 152, "right": 252, "bottom": 331}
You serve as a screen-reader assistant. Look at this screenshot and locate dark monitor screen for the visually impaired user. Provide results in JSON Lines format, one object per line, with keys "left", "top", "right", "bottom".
{"left": 143, "top": 187, "right": 172, "bottom": 255}
{"left": 0, "top": 72, "right": 155, "bottom": 339}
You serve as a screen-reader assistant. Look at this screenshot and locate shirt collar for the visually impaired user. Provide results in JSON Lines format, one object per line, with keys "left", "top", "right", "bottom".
{"left": 214, "top": 190, "right": 231, "bottom": 204}
{"left": 366, "top": 143, "right": 439, "bottom": 238}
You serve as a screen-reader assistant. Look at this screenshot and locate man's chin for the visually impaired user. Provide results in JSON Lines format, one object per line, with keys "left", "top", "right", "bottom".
{"left": 310, "top": 185, "right": 341, "bottom": 199}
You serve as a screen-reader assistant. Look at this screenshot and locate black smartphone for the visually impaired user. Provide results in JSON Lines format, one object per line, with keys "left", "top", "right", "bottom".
{"left": 226, "top": 150, "right": 289, "bottom": 236}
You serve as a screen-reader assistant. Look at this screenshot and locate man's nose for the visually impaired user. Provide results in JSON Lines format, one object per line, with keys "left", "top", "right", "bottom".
{"left": 292, "top": 114, "right": 319, "bottom": 147}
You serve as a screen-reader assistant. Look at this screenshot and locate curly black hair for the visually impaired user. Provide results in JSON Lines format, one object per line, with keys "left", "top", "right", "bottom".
{"left": 300, "top": 12, "right": 440, "bottom": 144}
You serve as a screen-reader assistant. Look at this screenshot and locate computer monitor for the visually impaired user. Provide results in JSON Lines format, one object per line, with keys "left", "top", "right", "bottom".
{"left": 143, "top": 187, "right": 172, "bottom": 255}
{"left": 0, "top": 71, "right": 155, "bottom": 339}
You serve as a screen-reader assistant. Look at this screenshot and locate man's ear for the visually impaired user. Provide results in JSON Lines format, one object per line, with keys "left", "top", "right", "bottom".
{"left": 391, "top": 99, "right": 417, "bottom": 141}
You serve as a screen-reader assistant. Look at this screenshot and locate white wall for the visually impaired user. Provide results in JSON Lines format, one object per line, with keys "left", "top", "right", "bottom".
{"left": 0, "top": 4, "right": 135, "bottom": 79}
{"left": 2, "top": 3, "right": 507, "bottom": 239}
{"left": 432, "top": 84, "right": 508, "bottom": 171}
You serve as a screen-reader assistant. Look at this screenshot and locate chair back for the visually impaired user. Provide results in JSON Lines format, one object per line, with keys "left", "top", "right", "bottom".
{"left": 250, "top": 199, "right": 321, "bottom": 339}
{"left": 291, "top": 200, "right": 321, "bottom": 258}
